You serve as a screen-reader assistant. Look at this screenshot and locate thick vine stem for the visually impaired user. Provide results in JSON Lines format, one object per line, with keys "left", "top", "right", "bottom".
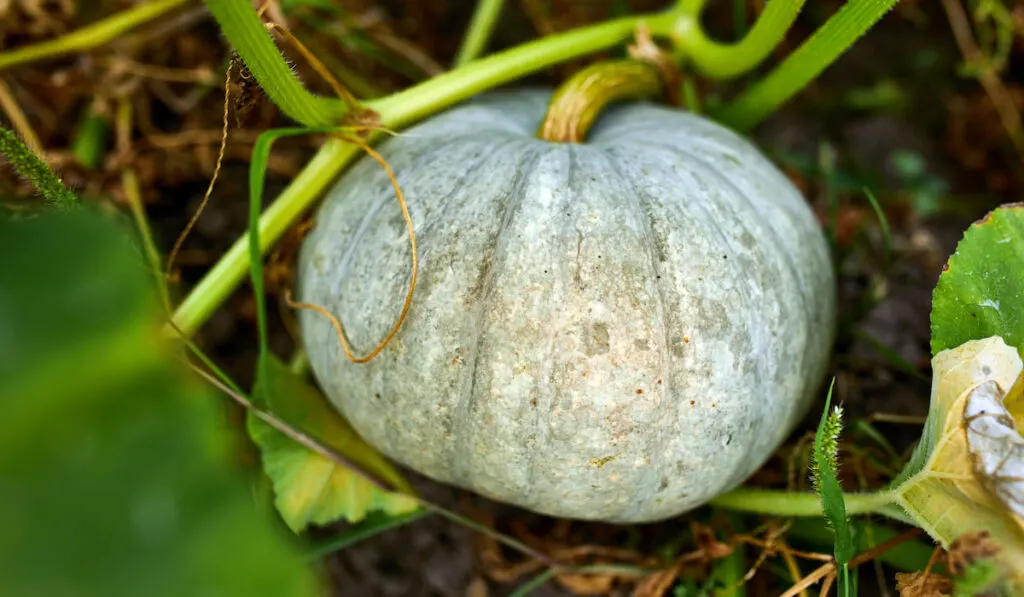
{"left": 670, "top": 0, "right": 807, "bottom": 79}
{"left": 537, "top": 60, "right": 664, "bottom": 143}
{"left": 710, "top": 487, "right": 900, "bottom": 519}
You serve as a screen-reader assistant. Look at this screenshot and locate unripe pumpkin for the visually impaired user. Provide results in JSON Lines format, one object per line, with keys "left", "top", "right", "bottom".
{"left": 298, "top": 89, "right": 835, "bottom": 523}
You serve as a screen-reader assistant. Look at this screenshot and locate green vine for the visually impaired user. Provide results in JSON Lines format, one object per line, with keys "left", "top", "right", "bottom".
{"left": 673, "top": 0, "right": 808, "bottom": 78}
{"left": 171, "top": 0, "right": 898, "bottom": 350}
{"left": 717, "top": 0, "right": 903, "bottom": 130}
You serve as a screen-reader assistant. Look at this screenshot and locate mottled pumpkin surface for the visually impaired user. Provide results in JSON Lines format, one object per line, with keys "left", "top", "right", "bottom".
{"left": 298, "top": 89, "right": 836, "bottom": 523}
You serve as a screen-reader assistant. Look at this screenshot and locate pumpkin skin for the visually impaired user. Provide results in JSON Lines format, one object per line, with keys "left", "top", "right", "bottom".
{"left": 298, "top": 89, "right": 836, "bottom": 523}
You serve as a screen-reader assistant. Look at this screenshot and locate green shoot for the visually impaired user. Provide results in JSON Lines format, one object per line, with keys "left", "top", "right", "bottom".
{"left": 718, "top": 0, "right": 902, "bottom": 131}
{"left": 811, "top": 379, "right": 855, "bottom": 596}
{"left": 0, "top": 126, "right": 78, "bottom": 211}
{"left": 862, "top": 187, "right": 893, "bottom": 267}
{"left": 70, "top": 103, "right": 109, "bottom": 171}
{"left": 454, "top": 0, "right": 507, "bottom": 66}
{"left": 0, "top": 0, "right": 188, "bottom": 72}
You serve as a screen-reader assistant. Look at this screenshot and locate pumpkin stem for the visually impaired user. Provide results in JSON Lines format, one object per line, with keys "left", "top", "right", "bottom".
{"left": 537, "top": 60, "right": 660, "bottom": 143}
{"left": 538, "top": 27, "right": 680, "bottom": 143}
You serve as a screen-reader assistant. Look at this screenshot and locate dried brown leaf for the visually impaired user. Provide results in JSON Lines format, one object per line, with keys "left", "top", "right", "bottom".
{"left": 630, "top": 563, "right": 683, "bottom": 597}
{"left": 894, "top": 570, "right": 953, "bottom": 597}
{"left": 556, "top": 571, "right": 615, "bottom": 595}
{"left": 947, "top": 530, "right": 1002, "bottom": 575}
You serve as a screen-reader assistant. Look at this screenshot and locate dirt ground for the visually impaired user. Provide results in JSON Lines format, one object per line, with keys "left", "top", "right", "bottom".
{"left": 2, "top": 0, "right": 1022, "bottom": 595}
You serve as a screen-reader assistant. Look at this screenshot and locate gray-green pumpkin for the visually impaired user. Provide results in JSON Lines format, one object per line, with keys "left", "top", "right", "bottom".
{"left": 298, "top": 89, "right": 836, "bottom": 523}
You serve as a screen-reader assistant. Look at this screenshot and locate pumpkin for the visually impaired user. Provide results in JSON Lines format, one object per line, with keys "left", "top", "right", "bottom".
{"left": 297, "top": 89, "right": 836, "bottom": 523}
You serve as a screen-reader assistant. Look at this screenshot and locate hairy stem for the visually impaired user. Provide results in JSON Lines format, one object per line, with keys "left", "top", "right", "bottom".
{"left": 710, "top": 487, "right": 898, "bottom": 518}
{"left": 203, "top": 0, "right": 348, "bottom": 126}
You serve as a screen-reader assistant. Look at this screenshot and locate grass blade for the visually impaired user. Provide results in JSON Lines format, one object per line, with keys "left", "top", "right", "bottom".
{"left": 811, "top": 379, "right": 856, "bottom": 595}
{"left": 305, "top": 509, "right": 431, "bottom": 560}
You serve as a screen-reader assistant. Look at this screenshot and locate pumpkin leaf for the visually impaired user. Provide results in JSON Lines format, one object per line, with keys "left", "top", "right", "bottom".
{"left": 248, "top": 355, "right": 420, "bottom": 532}
{"left": 931, "top": 204, "right": 1024, "bottom": 356}
{"left": 891, "top": 336, "right": 1024, "bottom": 591}
{"left": 0, "top": 209, "right": 317, "bottom": 597}
{"left": 810, "top": 379, "right": 855, "bottom": 595}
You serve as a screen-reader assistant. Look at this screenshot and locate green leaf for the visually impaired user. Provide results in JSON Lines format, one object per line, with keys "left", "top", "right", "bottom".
{"left": 811, "top": 379, "right": 855, "bottom": 594}
{"left": 891, "top": 337, "right": 1024, "bottom": 591}
{"left": 931, "top": 204, "right": 1024, "bottom": 356}
{"left": 249, "top": 356, "right": 420, "bottom": 532}
{"left": 0, "top": 209, "right": 317, "bottom": 597}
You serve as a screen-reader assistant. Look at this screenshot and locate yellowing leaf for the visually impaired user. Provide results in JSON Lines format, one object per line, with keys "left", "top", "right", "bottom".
{"left": 893, "top": 336, "right": 1024, "bottom": 588}
{"left": 249, "top": 356, "right": 419, "bottom": 532}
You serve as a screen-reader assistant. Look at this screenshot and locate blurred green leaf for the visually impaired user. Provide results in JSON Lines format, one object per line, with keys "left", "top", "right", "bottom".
{"left": 249, "top": 356, "right": 420, "bottom": 532}
{"left": 954, "top": 558, "right": 1009, "bottom": 596}
{"left": 931, "top": 204, "right": 1024, "bottom": 355}
{"left": 0, "top": 210, "right": 318, "bottom": 597}
{"left": 70, "top": 106, "right": 110, "bottom": 171}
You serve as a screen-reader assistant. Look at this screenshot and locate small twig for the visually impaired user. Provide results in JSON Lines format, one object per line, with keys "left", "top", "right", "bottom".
{"left": 778, "top": 541, "right": 810, "bottom": 597}
{"left": 817, "top": 571, "right": 835, "bottom": 597}
{"left": 737, "top": 524, "right": 788, "bottom": 589}
{"left": 780, "top": 527, "right": 924, "bottom": 597}
{"left": 115, "top": 97, "right": 169, "bottom": 312}
{"left": 0, "top": 77, "right": 43, "bottom": 155}
{"left": 867, "top": 413, "right": 928, "bottom": 425}
{"left": 105, "top": 57, "right": 218, "bottom": 84}
{"left": 941, "top": 0, "right": 1024, "bottom": 158}
{"left": 165, "top": 64, "right": 232, "bottom": 285}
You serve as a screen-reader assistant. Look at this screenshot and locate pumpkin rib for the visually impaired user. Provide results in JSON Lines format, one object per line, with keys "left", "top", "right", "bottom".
{"left": 661, "top": 140, "right": 820, "bottom": 465}
{"left": 657, "top": 140, "right": 820, "bottom": 448}
{"left": 413, "top": 135, "right": 530, "bottom": 241}
{"left": 448, "top": 144, "right": 551, "bottom": 489}
{"left": 525, "top": 145, "right": 580, "bottom": 506}
{"left": 327, "top": 134, "right": 501, "bottom": 461}
{"left": 669, "top": 135, "right": 816, "bottom": 319}
{"left": 601, "top": 142, "right": 763, "bottom": 511}
{"left": 609, "top": 111, "right": 822, "bottom": 337}
{"left": 593, "top": 148, "right": 675, "bottom": 520}
{"left": 381, "top": 135, "right": 532, "bottom": 464}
